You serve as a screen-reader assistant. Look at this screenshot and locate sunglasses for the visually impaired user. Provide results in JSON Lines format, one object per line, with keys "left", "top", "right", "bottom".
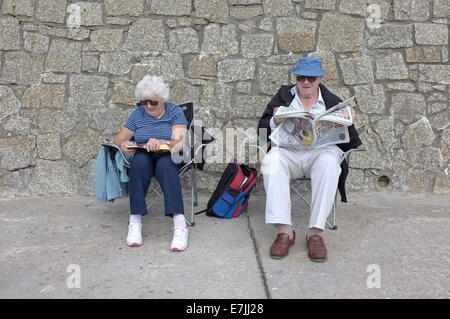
{"left": 140, "top": 100, "right": 159, "bottom": 106}
{"left": 296, "top": 76, "right": 318, "bottom": 83}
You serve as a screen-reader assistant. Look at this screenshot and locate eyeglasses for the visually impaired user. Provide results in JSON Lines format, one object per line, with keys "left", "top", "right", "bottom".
{"left": 140, "top": 100, "right": 159, "bottom": 106}
{"left": 296, "top": 76, "right": 318, "bottom": 83}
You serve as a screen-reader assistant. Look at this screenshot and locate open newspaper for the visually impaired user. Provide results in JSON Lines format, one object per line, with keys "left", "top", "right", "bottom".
{"left": 269, "top": 96, "right": 356, "bottom": 148}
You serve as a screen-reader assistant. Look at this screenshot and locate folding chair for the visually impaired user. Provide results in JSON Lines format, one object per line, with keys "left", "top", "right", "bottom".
{"left": 290, "top": 148, "right": 366, "bottom": 230}
{"left": 239, "top": 129, "right": 364, "bottom": 230}
{"left": 145, "top": 102, "right": 215, "bottom": 226}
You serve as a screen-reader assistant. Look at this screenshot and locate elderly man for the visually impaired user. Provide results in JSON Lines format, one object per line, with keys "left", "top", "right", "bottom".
{"left": 258, "top": 57, "right": 362, "bottom": 262}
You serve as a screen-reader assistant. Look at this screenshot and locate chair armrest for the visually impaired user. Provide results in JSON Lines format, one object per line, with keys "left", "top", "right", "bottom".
{"left": 101, "top": 142, "right": 131, "bottom": 168}
{"left": 342, "top": 147, "right": 366, "bottom": 163}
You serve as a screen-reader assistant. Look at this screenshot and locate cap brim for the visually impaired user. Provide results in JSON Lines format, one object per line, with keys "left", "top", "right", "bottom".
{"left": 290, "top": 67, "right": 328, "bottom": 76}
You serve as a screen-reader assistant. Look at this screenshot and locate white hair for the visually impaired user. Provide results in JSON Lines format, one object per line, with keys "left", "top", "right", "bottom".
{"left": 134, "top": 75, "right": 170, "bottom": 101}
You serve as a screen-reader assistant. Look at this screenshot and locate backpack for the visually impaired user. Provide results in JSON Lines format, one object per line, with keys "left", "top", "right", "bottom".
{"left": 196, "top": 160, "right": 258, "bottom": 219}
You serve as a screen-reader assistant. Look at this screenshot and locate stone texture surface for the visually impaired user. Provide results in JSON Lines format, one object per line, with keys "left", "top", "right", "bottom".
{"left": 433, "top": 0, "right": 450, "bottom": 18}
{"left": 2, "top": 0, "right": 35, "bottom": 17}
{"left": 187, "top": 55, "right": 217, "bottom": 79}
{"left": 0, "top": 0, "right": 448, "bottom": 196}
{"left": 22, "top": 84, "right": 65, "bottom": 109}
{"left": 414, "top": 23, "right": 448, "bottom": 46}
{"left": 111, "top": 81, "right": 136, "bottom": 106}
{"left": 339, "top": 0, "right": 366, "bottom": 16}
{"left": 37, "top": 133, "right": 61, "bottom": 160}
{"left": 37, "top": 0, "right": 67, "bottom": 23}
{"left": 375, "top": 53, "right": 409, "bottom": 80}
{"left": 0, "top": 17, "right": 21, "bottom": 50}
{"left": 406, "top": 47, "right": 441, "bottom": 63}
{"left": 419, "top": 65, "right": 450, "bottom": 84}
{"left": 339, "top": 56, "right": 374, "bottom": 85}
{"left": 353, "top": 85, "right": 386, "bottom": 114}
{"left": 241, "top": 34, "right": 274, "bottom": 58}
{"left": 230, "top": 5, "right": 263, "bottom": 20}
{"left": 76, "top": 1, "right": 104, "bottom": 26}
{"left": 259, "top": 65, "right": 290, "bottom": 95}
{"left": 318, "top": 13, "right": 364, "bottom": 52}
{"left": 62, "top": 124, "right": 103, "bottom": 167}
{"left": 2, "top": 52, "right": 45, "bottom": 85}
{"left": 132, "top": 54, "right": 184, "bottom": 83}
{"left": 305, "top": 0, "right": 337, "bottom": 10}
{"left": 67, "top": 74, "right": 109, "bottom": 120}
{"left": 202, "top": 24, "right": 238, "bottom": 56}
{"left": 123, "top": 19, "right": 166, "bottom": 52}
{"left": 0, "top": 87, "right": 21, "bottom": 120}
{"left": 105, "top": 0, "right": 144, "bottom": 16}
{"left": 368, "top": 24, "right": 414, "bottom": 48}
{"left": 393, "top": 0, "right": 429, "bottom": 21}
{"left": 392, "top": 93, "right": 426, "bottom": 124}
{"left": 194, "top": 0, "right": 228, "bottom": 23}
{"left": 23, "top": 32, "right": 49, "bottom": 54}
{"left": 45, "top": 39, "right": 82, "bottom": 73}
{"left": 151, "top": 0, "right": 191, "bottom": 16}
{"left": 98, "top": 51, "right": 133, "bottom": 75}
{"left": 277, "top": 17, "right": 317, "bottom": 52}
{"left": 218, "top": 59, "right": 256, "bottom": 83}
{"left": 89, "top": 30, "right": 123, "bottom": 51}
{"left": 168, "top": 28, "right": 200, "bottom": 53}
{"left": 263, "top": 0, "right": 294, "bottom": 16}
{"left": 29, "top": 160, "right": 77, "bottom": 194}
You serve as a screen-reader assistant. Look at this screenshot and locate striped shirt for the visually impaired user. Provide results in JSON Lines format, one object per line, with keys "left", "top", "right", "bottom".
{"left": 124, "top": 102, "right": 188, "bottom": 145}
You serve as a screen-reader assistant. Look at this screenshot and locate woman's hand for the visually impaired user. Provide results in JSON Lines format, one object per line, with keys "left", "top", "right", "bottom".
{"left": 120, "top": 141, "right": 136, "bottom": 155}
{"left": 145, "top": 138, "right": 162, "bottom": 152}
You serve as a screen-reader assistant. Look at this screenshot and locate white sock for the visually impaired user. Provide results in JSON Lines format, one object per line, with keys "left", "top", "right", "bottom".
{"left": 173, "top": 214, "right": 187, "bottom": 228}
{"left": 307, "top": 227, "right": 323, "bottom": 239}
{"left": 277, "top": 224, "right": 294, "bottom": 239}
{"left": 129, "top": 214, "right": 142, "bottom": 224}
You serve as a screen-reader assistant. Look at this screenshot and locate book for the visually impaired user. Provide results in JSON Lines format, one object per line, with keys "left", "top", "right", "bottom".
{"left": 270, "top": 96, "right": 356, "bottom": 148}
{"left": 126, "top": 143, "right": 171, "bottom": 152}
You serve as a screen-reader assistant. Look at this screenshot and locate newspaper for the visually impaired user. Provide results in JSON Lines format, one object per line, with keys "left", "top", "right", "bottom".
{"left": 269, "top": 96, "right": 356, "bottom": 148}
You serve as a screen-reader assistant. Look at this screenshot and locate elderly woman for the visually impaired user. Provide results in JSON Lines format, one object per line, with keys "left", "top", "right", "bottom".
{"left": 113, "top": 75, "right": 188, "bottom": 251}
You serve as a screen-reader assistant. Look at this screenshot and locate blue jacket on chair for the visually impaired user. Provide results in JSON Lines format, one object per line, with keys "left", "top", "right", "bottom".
{"left": 95, "top": 144, "right": 132, "bottom": 202}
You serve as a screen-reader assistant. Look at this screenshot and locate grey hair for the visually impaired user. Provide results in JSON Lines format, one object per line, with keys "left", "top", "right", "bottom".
{"left": 134, "top": 75, "right": 170, "bottom": 101}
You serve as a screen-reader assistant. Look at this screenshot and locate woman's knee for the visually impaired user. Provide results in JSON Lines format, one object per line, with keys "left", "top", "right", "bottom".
{"left": 131, "top": 152, "right": 152, "bottom": 169}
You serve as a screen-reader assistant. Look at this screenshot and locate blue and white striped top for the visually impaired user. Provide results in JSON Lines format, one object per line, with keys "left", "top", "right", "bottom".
{"left": 124, "top": 102, "right": 188, "bottom": 145}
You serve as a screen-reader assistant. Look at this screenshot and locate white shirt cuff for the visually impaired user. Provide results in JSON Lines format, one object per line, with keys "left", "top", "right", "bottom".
{"left": 269, "top": 116, "right": 277, "bottom": 129}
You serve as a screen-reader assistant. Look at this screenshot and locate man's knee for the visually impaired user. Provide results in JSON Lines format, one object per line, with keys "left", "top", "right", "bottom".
{"left": 314, "top": 151, "right": 341, "bottom": 172}
{"left": 262, "top": 149, "right": 286, "bottom": 175}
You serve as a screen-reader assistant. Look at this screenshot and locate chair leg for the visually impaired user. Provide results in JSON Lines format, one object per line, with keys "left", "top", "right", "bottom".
{"left": 192, "top": 166, "right": 198, "bottom": 206}
{"left": 329, "top": 192, "right": 338, "bottom": 230}
{"left": 187, "top": 167, "right": 195, "bottom": 227}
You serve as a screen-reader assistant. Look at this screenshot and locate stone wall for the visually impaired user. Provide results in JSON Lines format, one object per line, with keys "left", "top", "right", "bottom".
{"left": 0, "top": 0, "right": 449, "bottom": 196}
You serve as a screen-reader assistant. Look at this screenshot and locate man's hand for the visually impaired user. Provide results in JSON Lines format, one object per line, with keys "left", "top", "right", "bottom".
{"left": 273, "top": 107, "right": 286, "bottom": 126}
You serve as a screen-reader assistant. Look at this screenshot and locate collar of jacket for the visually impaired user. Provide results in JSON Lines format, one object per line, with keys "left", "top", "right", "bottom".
{"left": 283, "top": 84, "right": 342, "bottom": 110}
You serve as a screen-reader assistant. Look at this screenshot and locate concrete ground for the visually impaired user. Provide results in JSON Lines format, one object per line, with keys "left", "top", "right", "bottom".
{"left": 0, "top": 191, "right": 449, "bottom": 299}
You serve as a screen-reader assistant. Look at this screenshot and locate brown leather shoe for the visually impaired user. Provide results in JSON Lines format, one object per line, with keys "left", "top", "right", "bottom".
{"left": 306, "top": 235, "right": 327, "bottom": 262}
{"left": 270, "top": 231, "right": 295, "bottom": 259}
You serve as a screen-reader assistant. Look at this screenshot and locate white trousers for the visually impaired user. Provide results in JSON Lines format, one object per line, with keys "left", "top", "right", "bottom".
{"left": 262, "top": 145, "right": 343, "bottom": 230}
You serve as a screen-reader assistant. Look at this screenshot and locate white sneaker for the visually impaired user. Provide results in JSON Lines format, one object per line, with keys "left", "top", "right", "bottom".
{"left": 127, "top": 222, "right": 142, "bottom": 247}
{"left": 170, "top": 226, "right": 188, "bottom": 251}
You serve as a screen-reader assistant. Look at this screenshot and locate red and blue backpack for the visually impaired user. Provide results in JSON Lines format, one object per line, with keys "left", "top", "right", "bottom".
{"left": 196, "top": 160, "right": 258, "bottom": 219}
